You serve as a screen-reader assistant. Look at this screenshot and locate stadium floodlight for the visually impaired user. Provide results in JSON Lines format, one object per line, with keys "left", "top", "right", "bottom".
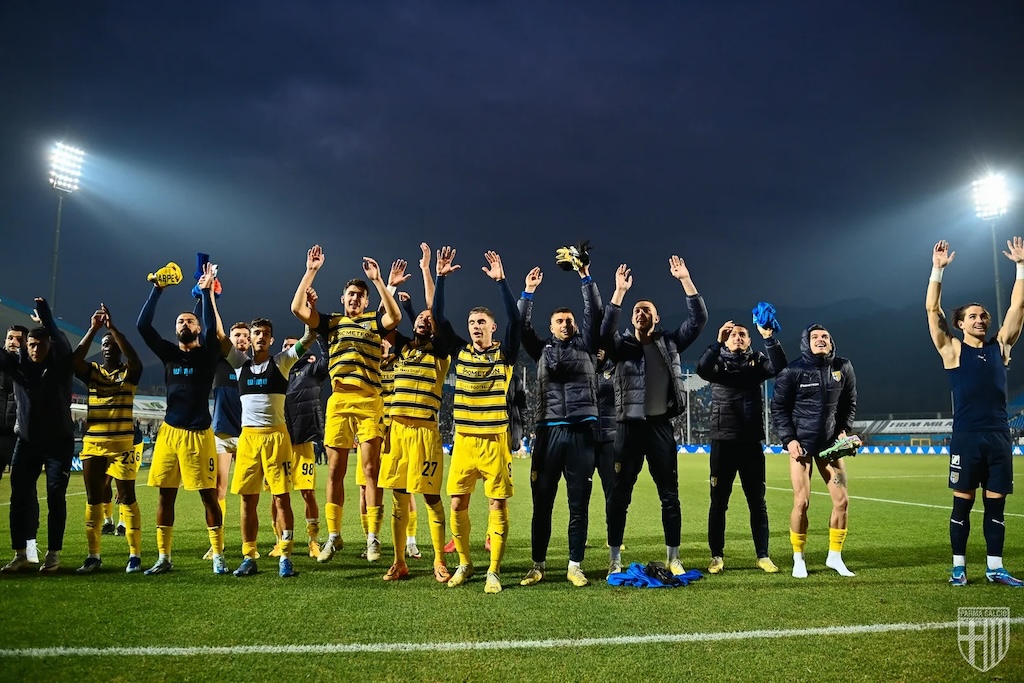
{"left": 973, "top": 173, "right": 1012, "bottom": 328}
{"left": 49, "top": 142, "right": 85, "bottom": 193}
{"left": 48, "top": 141, "right": 86, "bottom": 311}
{"left": 973, "top": 173, "right": 1010, "bottom": 220}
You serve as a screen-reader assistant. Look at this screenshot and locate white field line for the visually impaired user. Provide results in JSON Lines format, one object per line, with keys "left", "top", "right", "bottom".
{"left": 0, "top": 491, "right": 87, "bottom": 507}
{"left": 2, "top": 618, "right": 1022, "bottom": 658}
{"left": 765, "top": 486, "right": 1024, "bottom": 518}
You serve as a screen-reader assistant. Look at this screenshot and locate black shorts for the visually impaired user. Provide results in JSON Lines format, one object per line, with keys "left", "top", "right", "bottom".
{"left": 948, "top": 430, "right": 1013, "bottom": 495}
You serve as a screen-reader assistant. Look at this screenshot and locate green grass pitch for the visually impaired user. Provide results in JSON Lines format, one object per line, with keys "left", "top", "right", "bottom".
{"left": 0, "top": 454, "right": 1021, "bottom": 682}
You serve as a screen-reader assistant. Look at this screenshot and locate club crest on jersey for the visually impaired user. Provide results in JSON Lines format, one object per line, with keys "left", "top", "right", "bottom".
{"left": 361, "top": 322, "right": 372, "bottom": 330}
{"left": 832, "top": 370, "right": 842, "bottom": 381}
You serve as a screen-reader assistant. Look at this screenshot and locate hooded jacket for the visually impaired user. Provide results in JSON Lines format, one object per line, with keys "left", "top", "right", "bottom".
{"left": 770, "top": 325, "right": 857, "bottom": 456}
{"left": 285, "top": 342, "right": 329, "bottom": 446}
{"left": 600, "top": 294, "right": 708, "bottom": 421}
{"left": 697, "top": 334, "right": 787, "bottom": 442}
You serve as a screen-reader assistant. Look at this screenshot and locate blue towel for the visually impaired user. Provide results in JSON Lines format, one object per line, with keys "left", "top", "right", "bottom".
{"left": 192, "top": 252, "right": 215, "bottom": 299}
{"left": 606, "top": 562, "right": 703, "bottom": 588}
{"left": 752, "top": 301, "right": 781, "bottom": 332}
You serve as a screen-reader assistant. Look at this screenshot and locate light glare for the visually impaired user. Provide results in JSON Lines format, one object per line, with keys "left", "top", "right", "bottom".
{"left": 973, "top": 173, "right": 1010, "bottom": 220}
{"left": 49, "top": 141, "right": 86, "bottom": 193}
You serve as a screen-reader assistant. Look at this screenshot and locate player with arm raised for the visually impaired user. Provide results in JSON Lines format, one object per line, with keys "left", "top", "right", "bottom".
{"left": 927, "top": 238, "right": 1024, "bottom": 587}
{"left": 433, "top": 246, "right": 521, "bottom": 594}
{"left": 290, "top": 245, "right": 402, "bottom": 564}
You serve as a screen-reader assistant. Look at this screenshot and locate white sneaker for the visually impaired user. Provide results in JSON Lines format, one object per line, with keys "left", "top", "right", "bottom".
{"left": 406, "top": 542, "right": 422, "bottom": 560}
{"left": 366, "top": 538, "right": 381, "bottom": 562}
{"left": 317, "top": 537, "right": 337, "bottom": 564}
{"left": 25, "top": 540, "right": 39, "bottom": 564}
{"left": 608, "top": 559, "right": 623, "bottom": 577}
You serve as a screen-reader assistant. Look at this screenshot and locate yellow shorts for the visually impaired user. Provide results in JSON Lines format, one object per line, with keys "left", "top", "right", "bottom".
{"left": 107, "top": 444, "right": 144, "bottom": 481}
{"left": 446, "top": 431, "right": 513, "bottom": 499}
{"left": 324, "top": 390, "right": 383, "bottom": 449}
{"left": 379, "top": 417, "right": 444, "bottom": 495}
{"left": 291, "top": 441, "right": 317, "bottom": 491}
{"left": 232, "top": 426, "right": 293, "bottom": 496}
{"left": 148, "top": 425, "right": 217, "bottom": 491}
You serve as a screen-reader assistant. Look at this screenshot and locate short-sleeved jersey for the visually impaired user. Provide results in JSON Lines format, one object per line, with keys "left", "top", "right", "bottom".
{"left": 316, "top": 311, "right": 384, "bottom": 393}
{"left": 453, "top": 343, "right": 513, "bottom": 436}
{"left": 77, "top": 362, "right": 141, "bottom": 440}
{"left": 391, "top": 337, "right": 450, "bottom": 423}
{"left": 231, "top": 347, "right": 300, "bottom": 428}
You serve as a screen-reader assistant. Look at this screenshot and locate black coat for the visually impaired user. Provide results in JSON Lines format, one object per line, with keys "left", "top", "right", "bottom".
{"left": 770, "top": 326, "right": 857, "bottom": 456}
{"left": 285, "top": 343, "right": 329, "bottom": 445}
{"left": 600, "top": 294, "right": 708, "bottom": 421}
{"left": 0, "top": 368, "right": 16, "bottom": 435}
{"left": 697, "top": 336, "right": 787, "bottom": 442}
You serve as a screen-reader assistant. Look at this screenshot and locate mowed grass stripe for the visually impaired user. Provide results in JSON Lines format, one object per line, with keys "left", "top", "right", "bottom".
{"left": 4, "top": 618, "right": 1023, "bottom": 658}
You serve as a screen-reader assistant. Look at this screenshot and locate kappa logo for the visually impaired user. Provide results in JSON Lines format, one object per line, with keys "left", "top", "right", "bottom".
{"left": 832, "top": 370, "right": 842, "bottom": 381}
{"left": 950, "top": 472, "right": 960, "bottom": 484}
{"left": 710, "top": 476, "right": 717, "bottom": 488}
{"left": 958, "top": 607, "right": 1010, "bottom": 672}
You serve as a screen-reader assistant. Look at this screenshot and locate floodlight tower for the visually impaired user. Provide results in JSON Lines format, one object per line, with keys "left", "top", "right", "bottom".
{"left": 973, "top": 173, "right": 1010, "bottom": 329}
{"left": 48, "top": 142, "right": 85, "bottom": 311}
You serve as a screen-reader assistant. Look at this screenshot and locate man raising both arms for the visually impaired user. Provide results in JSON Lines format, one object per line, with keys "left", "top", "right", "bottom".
{"left": 927, "top": 238, "right": 1024, "bottom": 587}
{"left": 433, "top": 246, "right": 521, "bottom": 594}
{"left": 72, "top": 304, "right": 145, "bottom": 574}
{"left": 291, "top": 245, "right": 402, "bottom": 563}
{"left": 136, "top": 263, "right": 227, "bottom": 575}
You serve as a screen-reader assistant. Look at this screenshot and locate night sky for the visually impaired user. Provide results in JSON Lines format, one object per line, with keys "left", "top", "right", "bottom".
{"left": 2, "top": 2, "right": 1023, "bottom": 412}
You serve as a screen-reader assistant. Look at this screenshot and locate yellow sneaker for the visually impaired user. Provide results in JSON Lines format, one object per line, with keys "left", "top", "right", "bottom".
{"left": 668, "top": 559, "right": 686, "bottom": 576}
{"left": 447, "top": 563, "right": 474, "bottom": 588}
{"left": 520, "top": 565, "right": 545, "bottom": 586}
{"left": 566, "top": 565, "right": 589, "bottom": 587}
{"left": 307, "top": 540, "right": 321, "bottom": 558}
{"left": 708, "top": 556, "right": 724, "bottom": 574}
{"left": 201, "top": 547, "right": 213, "bottom": 561}
{"left": 484, "top": 571, "right": 503, "bottom": 594}
{"left": 147, "top": 262, "right": 183, "bottom": 288}
{"left": 756, "top": 557, "right": 780, "bottom": 574}
{"left": 269, "top": 545, "right": 282, "bottom": 558}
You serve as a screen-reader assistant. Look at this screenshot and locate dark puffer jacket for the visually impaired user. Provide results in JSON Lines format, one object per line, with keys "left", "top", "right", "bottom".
{"left": 770, "top": 325, "right": 856, "bottom": 456}
{"left": 285, "top": 343, "right": 329, "bottom": 445}
{"left": 697, "top": 336, "right": 787, "bottom": 442}
{"left": 600, "top": 294, "right": 708, "bottom": 421}
{"left": 507, "top": 373, "right": 527, "bottom": 446}
{"left": 519, "top": 279, "right": 601, "bottom": 423}
{"left": 0, "top": 368, "right": 16, "bottom": 435}
{"left": 595, "top": 357, "right": 617, "bottom": 443}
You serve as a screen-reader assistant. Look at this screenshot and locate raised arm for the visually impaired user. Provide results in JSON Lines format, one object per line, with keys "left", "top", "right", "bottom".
{"left": 432, "top": 245, "right": 461, "bottom": 328}
{"left": 579, "top": 261, "right": 602, "bottom": 353}
{"left": 757, "top": 324, "right": 787, "bottom": 378}
{"left": 291, "top": 245, "right": 325, "bottom": 329}
{"left": 136, "top": 283, "right": 170, "bottom": 355}
{"left": 997, "top": 236, "right": 1024, "bottom": 349}
{"left": 926, "top": 240, "right": 958, "bottom": 366}
{"left": 73, "top": 307, "right": 106, "bottom": 378}
{"left": 419, "top": 242, "right": 436, "bottom": 311}
{"left": 601, "top": 264, "right": 632, "bottom": 355}
{"left": 364, "top": 257, "right": 402, "bottom": 331}
{"left": 483, "top": 251, "right": 521, "bottom": 357}
{"left": 519, "top": 267, "right": 544, "bottom": 361}
{"left": 34, "top": 297, "right": 71, "bottom": 362}
{"left": 695, "top": 321, "right": 732, "bottom": 382}
{"left": 197, "top": 264, "right": 220, "bottom": 350}
{"left": 667, "top": 255, "right": 708, "bottom": 350}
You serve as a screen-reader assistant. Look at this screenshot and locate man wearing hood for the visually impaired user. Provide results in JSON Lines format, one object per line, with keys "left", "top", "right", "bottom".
{"left": 600, "top": 257, "right": 708, "bottom": 577}
{"left": 771, "top": 324, "right": 857, "bottom": 578}
{"left": 926, "top": 239, "right": 1024, "bottom": 587}
{"left": 697, "top": 319, "right": 787, "bottom": 575}
{"left": 517, "top": 261, "right": 602, "bottom": 588}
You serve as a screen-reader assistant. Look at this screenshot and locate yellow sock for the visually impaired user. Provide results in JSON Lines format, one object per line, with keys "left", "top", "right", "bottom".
{"left": 326, "top": 503, "right": 343, "bottom": 536}
{"left": 156, "top": 525, "right": 174, "bottom": 557}
{"left": 207, "top": 526, "right": 225, "bottom": 556}
{"left": 451, "top": 508, "right": 472, "bottom": 566}
{"left": 360, "top": 512, "right": 369, "bottom": 537}
{"left": 487, "top": 508, "right": 509, "bottom": 574}
{"left": 790, "top": 530, "right": 807, "bottom": 554}
{"left": 280, "top": 532, "right": 294, "bottom": 559}
{"left": 102, "top": 501, "right": 113, "bottom": 521}
{"left": 426, "top": 501, "right": 446, "bottom": 563}
{"left": 367, "top": 505, "right": 383, "bottom": 536}
{"left": 121, "top": 503, "right": 141, "bottom": 556}
{"left": 829, "top": 528, "right": 848, "bottom": 552}
{"left": 406, "top": 509, "right": 418, "bottom": 539}
{"left": 306, "top": 520, "right": 320, "bottom": 542}
{"left": 85, "top": 503, "right": 103, "bottom": 555}
{"left": 242, "top": 541, "right": 258, "bottom": 559}
{"left": 391, "top": 492, "right": 410, "bottom": 564}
